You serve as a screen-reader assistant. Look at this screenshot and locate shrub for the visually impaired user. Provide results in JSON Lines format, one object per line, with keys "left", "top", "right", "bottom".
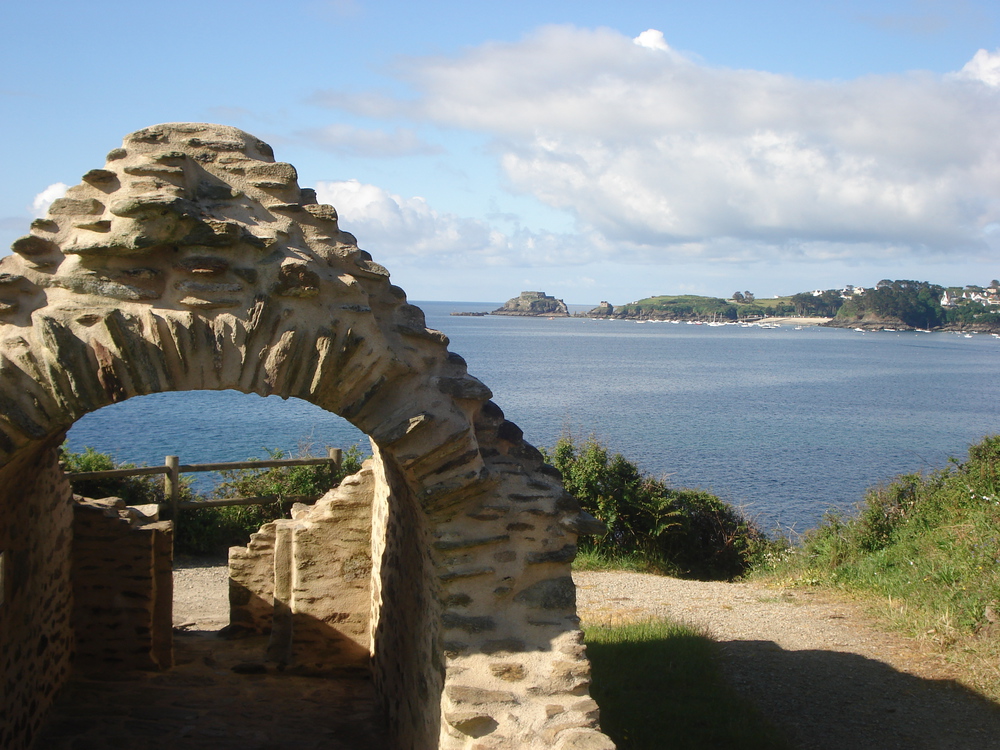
{"left": 176, "top": 445, "right": 366, "bottom": 555}
{"left": 61, "top": 443, "right": 367, "bottom": 556}
{"left": 210, "top": 445, "right": 364, "bottom": 500}
{"left": 60, "top": 445, "right": 166, "bottom": 506}
{"left": 545, "top": 436, "right": 774, "bottom": 580}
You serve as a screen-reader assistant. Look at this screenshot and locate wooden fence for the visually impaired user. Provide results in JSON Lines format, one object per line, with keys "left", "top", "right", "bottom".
{"left": 65, "top": 448, "right": 344, "bottom": 522}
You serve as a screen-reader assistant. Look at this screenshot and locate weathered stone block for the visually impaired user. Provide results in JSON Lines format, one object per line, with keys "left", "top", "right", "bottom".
{"left": 514, "top": 576, "right": 577, "bottom": 610}
{"left": 446, "top": 685, "right": 519, "bottom": 706}
{"left": 445, "top": 711, "right": 500, "bottom": 738}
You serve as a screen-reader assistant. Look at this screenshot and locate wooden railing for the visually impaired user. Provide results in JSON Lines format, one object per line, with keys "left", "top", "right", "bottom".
{"left": 65, "top": 448, "right": 343, "bottom": 521}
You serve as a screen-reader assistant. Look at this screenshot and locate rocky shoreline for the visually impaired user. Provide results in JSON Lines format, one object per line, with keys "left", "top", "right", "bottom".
{"left": 822, "top": 316, "right": 1000, "bottom": 333}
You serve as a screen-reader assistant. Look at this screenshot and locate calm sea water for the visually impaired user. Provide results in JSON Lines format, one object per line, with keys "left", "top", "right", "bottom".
{"left": 66, "top": 301, "right": 1000, "bottom": 533}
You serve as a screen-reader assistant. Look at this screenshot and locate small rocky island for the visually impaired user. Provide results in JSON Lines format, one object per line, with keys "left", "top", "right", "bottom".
{"left": 492, "top": 291, "right": 569, "bottom": 317}
{"left": 586, "top": 301, "right": 614, "bottom": 317}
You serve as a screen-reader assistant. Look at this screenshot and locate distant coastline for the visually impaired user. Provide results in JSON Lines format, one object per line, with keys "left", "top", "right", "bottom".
{"left": 468, "top": 280, "right": 1000, "bottom": 332}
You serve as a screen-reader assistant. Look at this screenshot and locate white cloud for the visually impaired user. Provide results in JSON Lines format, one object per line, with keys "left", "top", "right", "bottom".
{"left": 328, "top": 25, "right": 1000, "bottom": 265}
{"left": 632, "top": 29, "right": 670, "bottom": 52}
{"left": 958, "top": 48, "right": 1000, "bottom": 87}
{"left": 315, "top": 179, "right": 589, "bottom": 267}
{"left": 32, "top": 183, "right": 68, "bottom": 216}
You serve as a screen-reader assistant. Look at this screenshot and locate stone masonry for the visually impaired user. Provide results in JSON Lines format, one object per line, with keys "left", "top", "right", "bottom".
{"left": 230, "top": 460, "right": 377, "bottom": 674}
{"left": 0, "top": 123, "right": 614, "bottom": 750}
{"left": 72, "top": 497, "right": 173, "bottom": 671}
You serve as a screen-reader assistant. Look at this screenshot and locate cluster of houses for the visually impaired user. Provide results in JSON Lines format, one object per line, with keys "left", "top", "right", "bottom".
{"left": 940, "top": 286, "right": 1000, "bottom": 307}
{"left": 806, "top": 283, "right": 1000, "bottom": 307}
{"left": 807, "top": 284, "right": 868, "bottom": 298}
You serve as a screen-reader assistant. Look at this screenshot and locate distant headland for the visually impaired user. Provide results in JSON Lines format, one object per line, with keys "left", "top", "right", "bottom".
{"left": 452, "top": 280, "right": 1000, "bottom": 332}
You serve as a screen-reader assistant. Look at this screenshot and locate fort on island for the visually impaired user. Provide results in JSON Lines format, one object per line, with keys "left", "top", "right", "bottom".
{"left": 0, "top": 123, "right": 614, "bottom": 750}
{"left": 493, "top": 291, "right": 570, "bottom": 317}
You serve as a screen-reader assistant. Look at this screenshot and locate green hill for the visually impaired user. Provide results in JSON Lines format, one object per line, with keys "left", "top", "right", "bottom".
{"left": 615, "top": 294, "right": 795, "bottom": 320}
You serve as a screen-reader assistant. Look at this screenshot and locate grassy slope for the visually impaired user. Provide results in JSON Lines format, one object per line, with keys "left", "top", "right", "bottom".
{"left": 752, "top": 435, "right": 1000, "bottom": 700}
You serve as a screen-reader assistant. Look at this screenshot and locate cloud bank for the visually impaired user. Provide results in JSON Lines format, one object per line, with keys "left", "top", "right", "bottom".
{"left": 317, "top": 27, "right": 1000, "bottom": 269}
{"left": 315, "top": 179, "right": 585, "bottom": 267}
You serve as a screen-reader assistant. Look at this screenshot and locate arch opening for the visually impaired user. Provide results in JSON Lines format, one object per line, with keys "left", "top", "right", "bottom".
{"left": 62, "top": 389, "right": 370, "bottom": 637}
{"left": 65, "top": 389, "right": 367, "bottom": 479}
{"left": 39, "top": 390, "right": 410, "bottom": 749}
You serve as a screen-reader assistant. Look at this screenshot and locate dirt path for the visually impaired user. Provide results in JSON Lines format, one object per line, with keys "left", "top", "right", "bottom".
{"left": 575, "top": 571, "right": 1000, "bottom": 750}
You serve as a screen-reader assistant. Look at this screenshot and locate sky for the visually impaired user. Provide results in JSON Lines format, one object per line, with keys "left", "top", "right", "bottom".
{"left": 1, "top": 0, "right": 998, "bottom": 305}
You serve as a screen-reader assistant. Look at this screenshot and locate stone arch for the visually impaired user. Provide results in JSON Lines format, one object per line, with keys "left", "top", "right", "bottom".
{"left": 0, "top": 124, "right": 614, "bottom": 750}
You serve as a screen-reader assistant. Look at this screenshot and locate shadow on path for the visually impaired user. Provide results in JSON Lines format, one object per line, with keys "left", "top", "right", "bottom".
{"left": 722, "top": 639, "right": 1000, "bottom": 750}
{"left": 34, "top": 630, "right": 387, "bottom": 750}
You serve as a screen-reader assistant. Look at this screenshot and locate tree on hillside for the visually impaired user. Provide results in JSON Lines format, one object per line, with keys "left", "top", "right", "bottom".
{"left": 743, "top": 291, "right": 755, "bottom": 302}
{"left": 732, "top": 291, "right": 745, "bottom": 302}
{"left": 838, "top": 279, "right": 944, "bottom": 328}
{"left": 791, "top": 290, "right": 843, "bottom": 317}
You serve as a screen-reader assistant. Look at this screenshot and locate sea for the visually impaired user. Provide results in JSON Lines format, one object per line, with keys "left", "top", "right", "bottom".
{"left": 66, "top": 300, "right": 1000, "bottom": 535}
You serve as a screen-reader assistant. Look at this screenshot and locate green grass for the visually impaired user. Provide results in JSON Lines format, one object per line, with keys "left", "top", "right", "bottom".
{"left": 585, "top": 618, "right": 791, "bottom": 749}
{"left": 573, "top": 546, "right": 677, "bottom": 575}
{"left": 753, "top": 435, "right": 1000, "bottom": 700}
{"left": 734, "top": 296, "right": 794, "bottom": 310}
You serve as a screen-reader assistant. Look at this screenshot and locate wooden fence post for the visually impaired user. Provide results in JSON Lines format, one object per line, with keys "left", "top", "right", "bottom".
{"left": 164, "top": 455, "right": 180, "bottom": 521}
{"left": 328, "top": 447, "right": 342, "bottom": 469}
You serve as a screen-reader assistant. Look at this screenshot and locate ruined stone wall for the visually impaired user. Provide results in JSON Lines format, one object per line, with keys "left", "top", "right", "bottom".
{"left": 433, "top": 407, "right": 610, "bottom": 750}
{"left": 72, "top": 497, "right": 173, "bottom": 671}
{"left": 290, "top": 463, "right": 376, "bottom": 672}
{"left": 0, "top": 123, "right": 614, "bottom": 750}
{"left": 230, "top": 461, "right": 378, "bottom": 674}
{"left": 229, "top": 521, "right": 279, "bottom": 634}
{"left": 0, "top": 440, "right": 74, "bottom": 750}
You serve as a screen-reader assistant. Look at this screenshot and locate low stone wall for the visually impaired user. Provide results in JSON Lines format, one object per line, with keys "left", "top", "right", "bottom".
{"left": 0, "top": 441, "right": 75, "bottom": 750}
{"left": 229, "top": 522, "right": 279, "bottom": 634}
{"left": 72, "top": 497, "right": 173, "bottom": 671}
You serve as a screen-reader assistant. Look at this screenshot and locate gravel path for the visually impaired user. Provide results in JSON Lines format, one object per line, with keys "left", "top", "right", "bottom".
{"left": 173, "top": 556, "right": 231, "bottom": 629}
{"left": 575, "top": 571, "right": 1000, "bottom": 750}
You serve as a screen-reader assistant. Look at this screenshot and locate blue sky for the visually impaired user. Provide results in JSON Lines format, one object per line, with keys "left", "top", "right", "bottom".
{"left": 2, "top": 0, "right": 998, "bottom": 304}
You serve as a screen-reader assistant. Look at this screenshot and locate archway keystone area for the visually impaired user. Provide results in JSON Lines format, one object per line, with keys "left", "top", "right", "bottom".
{"left": 0, "top": 123, "right": 614, "bottom": 750}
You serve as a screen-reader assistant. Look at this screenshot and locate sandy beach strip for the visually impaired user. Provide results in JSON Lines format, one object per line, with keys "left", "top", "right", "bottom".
{"left": 757, "top": 316, "right": 832, "bottom": 326}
